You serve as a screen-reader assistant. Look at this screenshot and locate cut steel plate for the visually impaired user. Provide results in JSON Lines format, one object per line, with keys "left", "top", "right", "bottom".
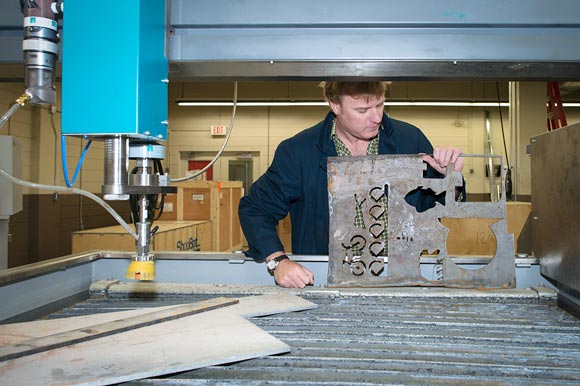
{"left": 327, "top": 154, "right": 514, "bottom": 288}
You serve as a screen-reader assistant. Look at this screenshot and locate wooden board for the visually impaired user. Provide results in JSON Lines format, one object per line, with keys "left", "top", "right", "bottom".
{"left": 0, "top": 293, "right": 317, "bottom": 344}
{"left": 219, "top": 188, "right": 232, "bottom": 251}
{"left": 231, "top": 187, "right": 243, "bottom": 247}
{"left": 0, "top": 311, "right": 289, "bottom": 386}
{"left": 0, "top": 294, "right": 317, "bottom": 386}
{"left": 0, "top": 297, "right": 238, "bottom": 362}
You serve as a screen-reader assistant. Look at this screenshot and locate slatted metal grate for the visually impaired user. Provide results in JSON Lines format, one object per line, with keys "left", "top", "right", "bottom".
{"left": 49, "top": 287, "right": 580, "bottom": 385}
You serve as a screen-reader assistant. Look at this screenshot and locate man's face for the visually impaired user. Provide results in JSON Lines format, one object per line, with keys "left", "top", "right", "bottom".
{"left": 329, "top": 94, "right": 385, "bottom": 141}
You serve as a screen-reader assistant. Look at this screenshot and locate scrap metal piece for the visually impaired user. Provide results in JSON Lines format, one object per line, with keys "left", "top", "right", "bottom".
{"left": 327, "top": 154, "right": 515, "bottom": 288}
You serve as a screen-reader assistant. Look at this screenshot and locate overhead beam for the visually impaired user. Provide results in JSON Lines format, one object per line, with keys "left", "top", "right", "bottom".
{"left": 2, "top": 0, "right": 580, "bottom": 80}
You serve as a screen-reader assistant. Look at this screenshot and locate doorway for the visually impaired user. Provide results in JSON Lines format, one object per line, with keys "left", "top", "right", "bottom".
{"left": 229, "top": 160, "right": 253, "bottom": 192}
{"left": 188, "top": 160, "right": 213, "bottom": 180}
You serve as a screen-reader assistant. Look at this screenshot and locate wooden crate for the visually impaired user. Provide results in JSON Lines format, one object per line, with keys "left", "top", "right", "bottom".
{"left": 158, "top": 181, "right": 243, "bottom": 252}
{"left": 441, "top": 202, "right": 531, "bottom": 255}
{"left": 72, "top": 221, "right": 211, "bottom": 253}
{"left": 278, "top": 214, "right": 292, "bottom": 253}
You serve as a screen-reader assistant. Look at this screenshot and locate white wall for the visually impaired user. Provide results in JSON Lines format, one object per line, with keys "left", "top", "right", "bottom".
{"left": 0, "top": 83, "right": 104, "bottom": 194}
{"left": 391, "top": 106, "right": 497, "bottom": 195}
{"left": 168, "top": 104, "right": 326, "bottom": 183}
{"left": 166, "top": 81, "right": 580, "bottom": 198}
{"left": 167, "top": 82, "right": 530, "bottom": 196}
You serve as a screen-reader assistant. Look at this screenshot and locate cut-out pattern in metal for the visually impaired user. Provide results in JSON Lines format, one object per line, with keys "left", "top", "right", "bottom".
{"left": 327, "top": 154, "right": 515, "bottom": 288}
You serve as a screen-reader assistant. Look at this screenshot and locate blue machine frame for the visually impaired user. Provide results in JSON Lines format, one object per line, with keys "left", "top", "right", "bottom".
{"left": 60, "top": 0, "right": 168, "bottom": 139}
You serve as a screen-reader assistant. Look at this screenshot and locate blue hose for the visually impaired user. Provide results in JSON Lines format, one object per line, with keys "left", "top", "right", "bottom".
{"left": 61, "top": 135, "right": 92, "bottom": 188}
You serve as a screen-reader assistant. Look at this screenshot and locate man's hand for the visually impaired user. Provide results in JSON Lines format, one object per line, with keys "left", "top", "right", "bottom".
{"left": 422, "top": 146, "right": 464, "bottom": 175}
{"left": 274, "top": 259, "right": 314, "bottom": 288}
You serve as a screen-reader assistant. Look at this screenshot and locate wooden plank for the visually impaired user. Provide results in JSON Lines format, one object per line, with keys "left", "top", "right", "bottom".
{"left": 0, "top": 311, "right": 290, "bottom": 386}
{"left": 232, "top": 187, "right": 243, "bottom": 246}
{"left": 210, "top": 185, "right": 220, "bottom": 250}
{"left": 219, "top": 188, "right": 232, "bottom": 251}
{"left": 0, "top": 293, "right": 317, "bottom": 344}
{"left": 231, "top": 292, "right": 318, "bottom": 317}
{"left": 0, "top": 297, "right": 238, "bottom": 362}
{"left": 0, "top": 293, "right": 313, "bottom": 385}
{"left": 177, "top": 187, "right": 184, "bottom": 220}
{"left": 197, "top": 221, "right": 212, "bottom": 250}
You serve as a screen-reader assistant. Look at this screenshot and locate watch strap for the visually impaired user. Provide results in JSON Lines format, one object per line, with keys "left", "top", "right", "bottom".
{"left": 266, "top": 254, "right": 289, "bottom": 275}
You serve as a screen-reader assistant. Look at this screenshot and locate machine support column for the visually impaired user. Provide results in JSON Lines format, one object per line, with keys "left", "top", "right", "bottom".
{"left": 508, "top": 82, "right": 546, "bottom": 201}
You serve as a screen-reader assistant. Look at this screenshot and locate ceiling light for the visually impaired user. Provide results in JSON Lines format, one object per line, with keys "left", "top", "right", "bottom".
{"left": 177, "top": 100, "right": 513, "bottom": 107}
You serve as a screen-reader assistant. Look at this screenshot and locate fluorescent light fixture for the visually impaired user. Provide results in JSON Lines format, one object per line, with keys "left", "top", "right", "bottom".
{"left": 385, "top": 101, "right": 510, "bottom": 107}
{"left": 177, "top": 101, "right": 327, "bottom": 107}
{"left": 177, "top": 100, "right": 512, "bottom": 107}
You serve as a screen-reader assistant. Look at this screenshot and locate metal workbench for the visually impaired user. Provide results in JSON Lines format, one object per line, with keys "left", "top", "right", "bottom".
{"left": 0, "top": 251, "right": 554, "bottom": 323}
{"left": 1, "top": 252, "right": 579, "bottom": 384}
{"left": 36, "top": 278, "right": 580, "bottom": 385}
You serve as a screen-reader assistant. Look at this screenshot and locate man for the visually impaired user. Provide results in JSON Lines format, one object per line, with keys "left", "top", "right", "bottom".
{"left": 239, "top": 81, "right": 464, "bottom": 288}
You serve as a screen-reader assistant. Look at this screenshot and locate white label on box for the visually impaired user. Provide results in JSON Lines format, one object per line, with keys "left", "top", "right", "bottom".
{"left": 163, "top": 202, "right": 173, "bottom": 212}
{"left": 211, "top": 125, "right": 226, "bottom": 136}
{"left": 191, "top": 194, "right": 205, "bottom": 201}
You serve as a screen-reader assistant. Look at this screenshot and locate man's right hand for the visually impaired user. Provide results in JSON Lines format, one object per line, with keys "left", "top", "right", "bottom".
{"left": 273, "top": 259, "right": 314, "bottom": 288}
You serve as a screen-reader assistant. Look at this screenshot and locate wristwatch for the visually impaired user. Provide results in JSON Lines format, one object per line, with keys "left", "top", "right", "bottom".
{"left": 266, "top": 255, "right": 289, "bottom": 275}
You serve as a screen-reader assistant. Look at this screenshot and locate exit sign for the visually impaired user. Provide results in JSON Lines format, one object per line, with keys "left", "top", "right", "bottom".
{"left": 211, "top": 125, "right": 226, "bottom": 136}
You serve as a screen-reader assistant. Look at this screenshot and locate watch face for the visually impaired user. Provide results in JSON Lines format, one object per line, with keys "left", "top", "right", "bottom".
{"left": 267, "top": 259, "right": 278, "bottom": 270}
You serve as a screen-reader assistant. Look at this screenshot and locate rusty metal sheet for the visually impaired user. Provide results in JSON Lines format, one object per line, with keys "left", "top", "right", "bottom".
{"left": 327, "top": 154, "right": 515, "bottom": 288}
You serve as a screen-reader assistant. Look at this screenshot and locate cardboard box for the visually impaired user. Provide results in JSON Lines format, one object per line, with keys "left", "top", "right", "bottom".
{"left": 158, "top": 181, "right": 243, "bottom": 251}
{"left": 72, "top": 221, "right": 211, "bottom": 253}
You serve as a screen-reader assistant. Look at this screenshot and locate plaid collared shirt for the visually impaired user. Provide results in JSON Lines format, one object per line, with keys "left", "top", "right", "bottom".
{"left": 331, "top": 119, "right": 380, "bottom": 157}
{"left": 331, "top": 119, "right": 388, "bottom": 257}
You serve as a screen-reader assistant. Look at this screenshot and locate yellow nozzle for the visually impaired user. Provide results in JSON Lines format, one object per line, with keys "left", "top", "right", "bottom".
{"left": 125, "top": 260, "right": 156, "bottom": 281}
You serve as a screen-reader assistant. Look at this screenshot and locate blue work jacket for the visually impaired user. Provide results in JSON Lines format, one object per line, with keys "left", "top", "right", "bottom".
{"left": 239, "top": 111, "right": 447, "bottom": 262}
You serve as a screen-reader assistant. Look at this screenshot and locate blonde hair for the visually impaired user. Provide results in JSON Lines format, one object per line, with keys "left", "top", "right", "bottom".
{"left": 320, "top": 81, "right": 388, "bottom": 104}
